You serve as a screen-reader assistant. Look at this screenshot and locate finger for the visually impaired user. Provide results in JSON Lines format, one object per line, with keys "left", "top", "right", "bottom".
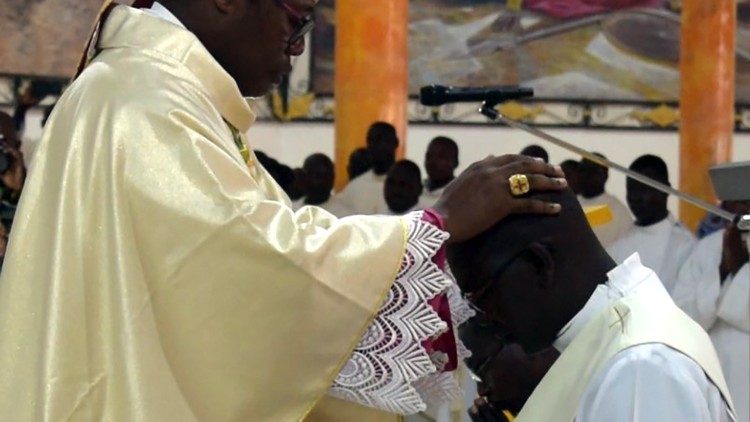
{"left": 525, "top": 173, "right": 568, "bottom": 192}
{"left": 483, "top": 154, "right": 562, "bottom": 177}
{"left": 499, "top": 158, "right": 564, "bottom": 178}
{"left": 512, "top": 198, "right": 562, "bottom": 215}
{"left": 469, "top": 405, "right": 482, "bottom": 422}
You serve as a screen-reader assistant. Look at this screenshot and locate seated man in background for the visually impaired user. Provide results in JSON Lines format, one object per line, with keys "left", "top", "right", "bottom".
{"left": 577, "top": 153, "right": 631, "bottom": 247}
{"left": 520, "top": 145, "right": 549, "bottom": 163}
{"left": 384, "top": 160, "right": 423, "bottom": 215}
{"left": 448, "top": 189, "right": 735, "bottom": 421}
{"left": 460, "top": 318, "right": 558, "bottom": 421}
{"left": 673, "top": 194, "right": 750, "bottom": 422}
{"left": 336, "top": 122, "right": 398, "bottom": 214}
{"left": 294, "top": 153, "right": 351, "bottom": 217}
{"left": 420, "top": 136, "right": 459, "bottom": 209}
{"left": 347, "top": 147, "right": 372, "bottom": 181}
{"left": 607, "top": 155, "right": 695, "bottom": 293}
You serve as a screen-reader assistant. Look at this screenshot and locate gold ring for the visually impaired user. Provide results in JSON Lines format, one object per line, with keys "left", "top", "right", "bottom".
{"left": 509, "top": 174, "right": 530, "bottom": 196}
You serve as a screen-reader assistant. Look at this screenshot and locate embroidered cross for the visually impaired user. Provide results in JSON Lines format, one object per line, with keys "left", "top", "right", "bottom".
{"left": 609, "top": 307, "right": 630, "bottom": 334}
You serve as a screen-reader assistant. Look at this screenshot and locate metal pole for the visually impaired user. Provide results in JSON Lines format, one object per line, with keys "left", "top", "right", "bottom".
{"left": 479, "top": 104, "right": 749, "bottom": 230}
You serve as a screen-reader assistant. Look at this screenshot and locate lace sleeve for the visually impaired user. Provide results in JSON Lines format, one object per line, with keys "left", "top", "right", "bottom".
{"left": 328, "top": 211, "right": 461, "bottom": 415}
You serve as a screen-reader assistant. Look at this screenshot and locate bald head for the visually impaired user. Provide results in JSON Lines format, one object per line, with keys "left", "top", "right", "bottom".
{"left": 448, "top": 189, "right": 614, "bottom": 353}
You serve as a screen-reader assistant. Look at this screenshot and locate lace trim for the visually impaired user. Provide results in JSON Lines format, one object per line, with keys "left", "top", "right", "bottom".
{"left": 446, "top": 269, "right": 475, "bottom": 362}
{"left": 328, "top": 211, "right": 454, "bottom": 415}
{"left": 413, "top": 269, "right": 476, "bottom": 407}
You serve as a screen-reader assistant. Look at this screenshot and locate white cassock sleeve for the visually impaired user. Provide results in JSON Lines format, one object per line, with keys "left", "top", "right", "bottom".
{"left": 577, "top": 344, "right": 733, "bottom": 422}
{"left": 672, "top": 231, "right": 725, "bottom": 329}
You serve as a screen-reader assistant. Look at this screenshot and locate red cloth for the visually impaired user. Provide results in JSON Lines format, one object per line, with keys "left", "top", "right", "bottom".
{"left": 524, "top": 0, "right": 665, "bottom": 19}
{"left": 421, "top": 208, "right": 458, "bottom": 371}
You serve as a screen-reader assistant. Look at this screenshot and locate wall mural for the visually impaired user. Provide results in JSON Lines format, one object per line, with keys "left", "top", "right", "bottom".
{"left": 0, "top": 0, "right": 104, "bottom": 79}
{"left": 312, "top": 0, "right": 750, "bottom": 103}
{"left": 1, "top": 0, "right": 748, "bottom": 129}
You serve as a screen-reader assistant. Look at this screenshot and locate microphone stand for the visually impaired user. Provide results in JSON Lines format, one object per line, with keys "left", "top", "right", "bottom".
{"left": 478, "top": 101, "right": 750, "bottom": 231}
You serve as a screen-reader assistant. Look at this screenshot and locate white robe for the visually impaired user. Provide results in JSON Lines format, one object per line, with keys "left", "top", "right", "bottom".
{"left": 553, "top": 254, "right": 733, "bottom": 421}
{"left": 673, "top": 230, "right": 750, "bottom": 422}
{"left": 334, "top": 170, "right": 389, "bottom": 215}
{"left": 579, "top": 192, "right": 632, "bottom": 248}
{"left": 418, "top": 183, "right": 446, "bottom": 209}
{"left": 607, "top": 213, "right": 696, "bottom": 294}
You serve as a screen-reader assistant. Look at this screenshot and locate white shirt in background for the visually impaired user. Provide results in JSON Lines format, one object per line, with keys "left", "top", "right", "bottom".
{"left": 579, "top": 192, "right": 632, "bottom": 248}
{"left": 673, "top": 230, "right": 750, "bottom": 422}
{"left": 334, "top": 170, "right": 389, "bottom": 215}
{"left": 418, "top": 183, "right": 446, "bottom": 210}
{"left": 607, "top": 213, "right": 696, "bottom": 294}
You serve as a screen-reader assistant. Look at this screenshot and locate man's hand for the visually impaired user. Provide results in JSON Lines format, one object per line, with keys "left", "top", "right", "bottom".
{"left": 434, "top": 155, "right": 566, "bottom": 243}
{"left": 720, "top": 225, "right": 749, "bottom": 281}
{"left": 469, "top": 397, "right": 510, "bottom": 422}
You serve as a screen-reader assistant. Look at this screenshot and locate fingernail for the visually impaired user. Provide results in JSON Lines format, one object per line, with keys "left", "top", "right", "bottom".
{"left": 554, "top": 165, "right": 563, "bottom": 173}
{"left": 533, "top": 157, "right": 544, "bottom": 162}
{"left": 556, "top": 177, "right": 568, "bottom": 186}
{"left": 550, "top": 203, "right": 561, "bottom": 212}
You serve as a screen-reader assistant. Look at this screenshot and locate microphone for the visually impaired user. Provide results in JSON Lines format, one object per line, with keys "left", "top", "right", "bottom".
{"left": 420, "top": 85, "right": 534, "bottom": 106}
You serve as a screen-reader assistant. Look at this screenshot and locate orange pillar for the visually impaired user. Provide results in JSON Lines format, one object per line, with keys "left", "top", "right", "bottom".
{"left": 679, "top": 0, "right": 736, "bottom": 230}
{"left": 334, "top": 0, "right": 408, "bottom": 190}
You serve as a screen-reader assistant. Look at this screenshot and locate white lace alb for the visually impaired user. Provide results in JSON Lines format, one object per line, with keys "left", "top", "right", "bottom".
{"left": 328, "top": 211, "right": 466, "bottom": 415}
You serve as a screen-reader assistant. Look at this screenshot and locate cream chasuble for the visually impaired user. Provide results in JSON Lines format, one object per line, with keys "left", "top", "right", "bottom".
{"left": 0, "top": 5, "right": 461, "bottom": 421}
{"left": 516, "top": 255, "right": 734, "bottom": 422}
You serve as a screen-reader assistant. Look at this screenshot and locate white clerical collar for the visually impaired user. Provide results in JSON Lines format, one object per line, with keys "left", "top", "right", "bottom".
{"left": 142, "top": 1, "right": 186, "bottom": 29}
{"left": 553, "top": 253, "right": 654, "bottom": 352}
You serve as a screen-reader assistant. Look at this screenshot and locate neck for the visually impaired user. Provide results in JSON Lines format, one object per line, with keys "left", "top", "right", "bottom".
{"left": 635, "top": 210, "right": 669, "bottom": 227}
{"left": 305, "top": 191, "right": 331, "bottom": 205}
{"left": 555, "top": 248, "right": 616, "bottom": 332}
{"left": 428, "top": 176, "right": 454, "bottom": 191}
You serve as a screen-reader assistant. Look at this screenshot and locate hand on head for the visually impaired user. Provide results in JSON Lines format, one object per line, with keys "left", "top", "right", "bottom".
{"left": 433, "top": 154, "right": 566, "bottom": 244}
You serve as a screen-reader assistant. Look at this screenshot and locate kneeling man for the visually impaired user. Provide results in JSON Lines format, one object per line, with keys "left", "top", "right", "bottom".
{"left": 448, "top": 190, "right": 735, "bottom": 421}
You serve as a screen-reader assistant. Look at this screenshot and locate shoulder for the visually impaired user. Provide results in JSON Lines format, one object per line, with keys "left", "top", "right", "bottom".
{"left": 595, "top": 344, "right": 717, "bottom": 399}
{"left": 579, "top": 344, "right": 731, "bottom": 422}
{"left": 69, "top": 47, "right": 218, "bottom": 126}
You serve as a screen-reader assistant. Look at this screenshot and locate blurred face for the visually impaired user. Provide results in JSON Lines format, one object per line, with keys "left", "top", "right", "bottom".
{"left": 425, "top": 141, "right": 457, "bottom": 185}
{"left": 627, "top": 178, "right": 668, "bottom": 226}
{"left": 578, "top": 161, "right": 607, "bottom": 198}
{"left": 304, "top": 159, "right": 334, "bottom": 196}
{"left": 212, "top": 0, "right": 315, "bottom": 97}
{"left": 465, "top": 243, "right": 559, "bottom": 354}
{"left": 384, "top": 167, "right": 422, "bottom": 213}
{"left": 367, "top": 134, "right": 398, "bottom": 174}
{"left": 560, "top": 163, "right": 582, "bottom": 195}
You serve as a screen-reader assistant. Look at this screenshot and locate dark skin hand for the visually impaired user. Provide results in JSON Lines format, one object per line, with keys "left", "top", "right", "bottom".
{"left": 434, "top": 155, "right": 567, "bottom": 244}
{"left": 469, "top": 397, "right": 509, "bottom": 422}
{"left": 720, "top": 225, "right": 748, "bottom": 281}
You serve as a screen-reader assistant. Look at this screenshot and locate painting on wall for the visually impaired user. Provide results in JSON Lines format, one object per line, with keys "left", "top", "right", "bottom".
{"left": 311, "top": 0, "right": 750, "bottom": 103}
{"left": 0, "top": 0, "right": 104, "bottom": 79}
